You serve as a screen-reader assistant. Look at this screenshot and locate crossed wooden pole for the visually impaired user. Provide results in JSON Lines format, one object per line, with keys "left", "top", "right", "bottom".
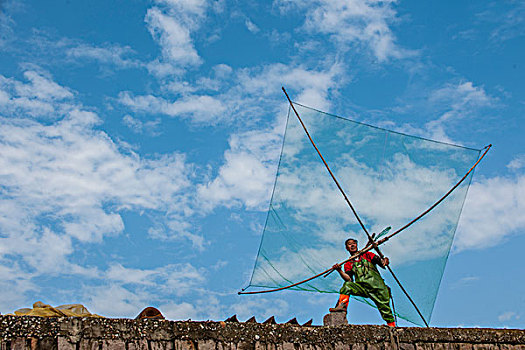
{"left": 280, "top": 87, "right": 430, "bottom": 327}
{"left": 240, "top": 87, "right": 492, "bottom": 327}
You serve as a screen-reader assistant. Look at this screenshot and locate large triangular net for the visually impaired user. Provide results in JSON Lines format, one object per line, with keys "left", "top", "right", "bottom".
{"left": 246, "top": 103, "right": 481, "bottom": 326}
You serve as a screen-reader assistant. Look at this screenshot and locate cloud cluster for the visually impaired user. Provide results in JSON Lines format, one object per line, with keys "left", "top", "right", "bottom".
{"left": 118, "top": 61, "right": 343, "bottom": 125}
{"left": 81, "top": 262, "right": 205, "bottom": 318}
{"left": 3, "top": 0, "right": 521, "bottom": 323}
{"left": 425, "top": 81, "right": 496, "bottom": 142}
{"left": 117, "top": 59, "right": 344, "bottom": 217}
{"left": 66, "top": 44, "right": 141, "bottom": 69}
{"left": 197, "top": 128, "right": 283, "bottom": 211}
{"left": 498, "top": 311, "right": 521, "bottom": 322}
{"left": 485, "top": 1, "right": 525, "bottom": 43}
{"left": 0, "top": 70, "right": 74, "bottom": 117}
{"left": 390, "top": 81, "right": 496, "bottom": 145}
{"left": 506, "top": 154, "right": 525, "bottom": 171}
{"left": 385, "top": 81, "right": 525, "bottom": 255}
{"left": 144, "top": 0, "right": 212, "bottom": 75}
{"left": 192, "top": 63, "right": 345, "bottom": 212}
{"left": 0, "top": 0, "right": 350, "bottom": 315}
{"left": 0, "top": 70, "right": 209, "bottom": 310}
{"left": 146, "top": 7, "right": 202, "bottom": 68}
{"left": 275, "top": 0, "right": 414, "bottom": 62}
{"left": 122, "top": 114, "right": 161, "bottom": 135}
{"left": 0, "top": 104, "right": 194, "bottom": 244}
{"left": 118, "top": 91, "right": 228, "bottom": 124}
{"left": 0, "top": 0, "right": 15, "bottom": 48}
{"left": 455, "top": 173, "right": 525, "bottom": 251}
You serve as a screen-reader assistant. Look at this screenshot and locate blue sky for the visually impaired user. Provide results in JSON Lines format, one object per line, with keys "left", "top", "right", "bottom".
{"left": 0, "top": 0, "right": 523, "bottom": 328}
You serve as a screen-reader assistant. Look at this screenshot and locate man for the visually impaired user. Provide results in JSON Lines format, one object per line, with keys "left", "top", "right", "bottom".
{"left": 331, "top": 238, "right": 396, "bottom": 327}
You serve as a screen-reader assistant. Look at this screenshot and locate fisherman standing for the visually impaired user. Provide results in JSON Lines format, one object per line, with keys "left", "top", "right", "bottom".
{"left": 331, "top": 238, "right": 396, "bottom": 327}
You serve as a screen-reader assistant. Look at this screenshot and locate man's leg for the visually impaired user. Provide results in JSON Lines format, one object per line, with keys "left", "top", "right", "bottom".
{"left": 368, "top": 286, "right": 395, "bottom": 325}
{"left": 331, "top": 281, "right": 369, "bottom": 310}
{"left": 329, "top": 294, "right": 350, "bottom": 311}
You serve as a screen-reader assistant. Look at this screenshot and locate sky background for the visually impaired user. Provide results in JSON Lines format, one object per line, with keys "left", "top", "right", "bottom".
{"left": 0, "top": 0, "right": 523, "bottom": 328}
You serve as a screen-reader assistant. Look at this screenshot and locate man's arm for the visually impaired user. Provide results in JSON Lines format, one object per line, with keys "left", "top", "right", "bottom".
{"left": 332, "top": 263, "right": 353, "bottom": 282}
{"left": 371, "top": 254, "right": 390, "bottom": 269}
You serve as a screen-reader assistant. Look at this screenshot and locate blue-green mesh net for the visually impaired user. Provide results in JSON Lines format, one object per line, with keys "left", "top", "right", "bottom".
{"left": 246, "top": 103, "right": 481, "bottom": 326}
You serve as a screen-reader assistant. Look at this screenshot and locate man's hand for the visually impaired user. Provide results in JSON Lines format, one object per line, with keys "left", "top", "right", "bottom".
{"left": 381, "top": 257, "right": 390, "bottom": 267}
{"left": 332, "top": 262, "right": 351, "bottom": 282}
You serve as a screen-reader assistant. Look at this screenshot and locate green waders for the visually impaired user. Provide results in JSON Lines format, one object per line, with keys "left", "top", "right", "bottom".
{"left": 340, "top": 257, "right": 395, "bottom": 323}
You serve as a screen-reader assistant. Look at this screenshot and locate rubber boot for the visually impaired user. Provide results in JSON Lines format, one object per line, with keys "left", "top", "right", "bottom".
{"left": 329, "top": 294, "right": 349, "bottom": 312}
{"left": 387, "top": 321, "right": 396, "bottom": 327}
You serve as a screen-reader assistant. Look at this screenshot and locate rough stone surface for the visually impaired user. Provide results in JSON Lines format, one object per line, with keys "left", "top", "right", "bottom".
{"left": 0, "top": 316, "right": 523, "bottom": 350}
{"left": 399, "top": 343, "right": 415, "bottom": 350}
{"left": 127, "top": 339, "right": 149, "bottom": 350}
{"left": 323, "top": 310, "right": 348, "bottom": 327}
{"left": 12, "top": 337, "right": 28, "bottom": 350}
{"left": 101, "top": 339, "right": 126, "bottom": 349}
{"left": 150, "top": 340, "right": 175, "bottom": 350}
{"left": 57, "top": 337, "right": 75, "bottom": 350}
{"left": 174, "top": 339, "right": 196, "bottom": 350}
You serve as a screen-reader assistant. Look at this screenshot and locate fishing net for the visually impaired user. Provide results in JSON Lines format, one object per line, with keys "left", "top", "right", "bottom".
{"left": 245, "top": 103, "right": 482, "bottom": 326}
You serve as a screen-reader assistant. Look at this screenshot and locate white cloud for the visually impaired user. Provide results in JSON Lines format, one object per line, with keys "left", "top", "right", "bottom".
{"left": 197, "top": 127, "right": 283, "bottom": 211}
{"left": 425, "top": 81, "right": 495, "bottom": 143}
{"left": 119, "top": 61, "right": 342, "bottom": 126}
{"left": 146, "top": 212, "right": 205, "bottom": 249}
{"left": 237, "top": 63, "right": 343, "bottom": 111}
{"left": 0, "top": 263, "right": 38, "bottom": 312}
{"left": 66, "top": 44, "right": 140, "bottom": 69}
{"left": 0, "top": 70, "right": 75, "bottom": 117}
{"left": 0, "top": 108, "right": 195, "bottom": 246}
{"left": 145, "top": 0, "right": 206, "bottom": 70}
{"left": 118, "top": 92, "right": 227, "bottom": 124}
{"left": 122, "top": 114, "right": 161, "bottom": 135}
{"left": 16, "top": 71, "right": 73, "bottom": 100}
{"left": 429, "top": 81, "right": 494, "bottom": 114}
{"left": 507, "top": 154, "right": 525, "bottom": 170}
{"left": 84, "top": 284, "right": 152, "bottom": 317}
{"left": 449, "top": 276, "right": 480, "bottom": 290}
{"left": 486, "top": 2, "right": 525, "bottom": 43}
{"left": 390, "top": 81, "right": 496, "bottom": 145}
{"left": 154, "top": 0, "right": 207, "bottom": 19}
{"left": 145, "top": 59, "right": 184, "bottom": 78}
{"left": 498, "top": 311, "right": 520, "bottom": 322}
{"left": 267, "top": 29, "right": 292, "bottom": 46}
{"left": 80, "top": 261, "right": 216, "bottom": 320}
{"left": 119, "top": 46, "right": 343, "bottom": 126}
{"left": 454, "top": 174, "right": 525, "bottom": 251}
{"left": 106, "top": 263, "right": 204, "bottom": 296}
{"left": 0, "top": 1, "right": 15, "bottom": 48}
{"left": 158, "top": 301, "right": 197, "bottom": 320}
{"left": 275, "top": 0, "right": 414, "bottom": 62}
{"left": 245, "top": 18, "right": 260, "bottom": 34}
{"left": 212, "top": 64, "right": 233, "bottom": 79}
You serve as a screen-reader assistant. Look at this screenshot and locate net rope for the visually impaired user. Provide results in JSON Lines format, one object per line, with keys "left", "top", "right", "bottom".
{"left": 241, "top": 99, "right": 489, "bottom": 326}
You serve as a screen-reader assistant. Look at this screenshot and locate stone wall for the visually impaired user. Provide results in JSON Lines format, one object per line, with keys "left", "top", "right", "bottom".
{"left": 0, "top": 316, "right": 524, "bottom": 350}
